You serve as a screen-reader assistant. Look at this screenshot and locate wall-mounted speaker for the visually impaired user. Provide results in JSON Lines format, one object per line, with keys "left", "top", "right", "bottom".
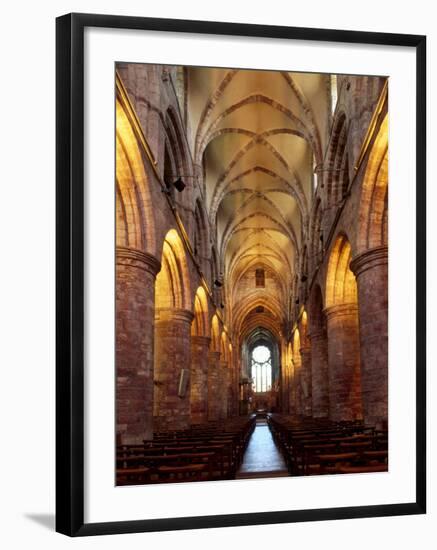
{"left": 178, "top": 369, "right": 190, "bottom": 398}
{"left": 172, "top": 177, "right": 186, "bottom": 192}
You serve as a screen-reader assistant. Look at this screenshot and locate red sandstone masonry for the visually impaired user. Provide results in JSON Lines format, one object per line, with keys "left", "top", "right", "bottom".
{"left": 115, "top": 67, "right": 389, "bottom": 430}
{"left": 351, "top": 246, "right": 388, "bottom": 428}
{"left": 218, "top": 360, "right": 229, "bottom": 420}
{"left": 207, "top": 351, "right": 221, "bottom": 421}
{"left": 190, "top": 336, "right": 211, "bottom": 424}
{"left": 116, "top": 247, "right": 160, "bottom": 444}
{"left": 325, "top": 303, "right": 363, "bottom": 422}
{"left": 309, "top": 330, "right": 330, "bottom": 418}
{"left": 300, "top": 345, "right": 313, "bottom": 417}
{"left": 154, "top": 308, "right": 194, "bottom": 432}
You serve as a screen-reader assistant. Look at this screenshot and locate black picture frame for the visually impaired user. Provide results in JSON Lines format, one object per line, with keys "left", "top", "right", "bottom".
{"left": 56, "top": 12, "right": 426, "bottom": 537}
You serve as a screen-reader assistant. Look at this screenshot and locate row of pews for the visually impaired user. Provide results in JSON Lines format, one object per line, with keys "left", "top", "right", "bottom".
{"left": 267, "top": 414, "right": 388, "bottom": 476}
{"left": 116, "top": 415, "right": 256, "bottom": 485}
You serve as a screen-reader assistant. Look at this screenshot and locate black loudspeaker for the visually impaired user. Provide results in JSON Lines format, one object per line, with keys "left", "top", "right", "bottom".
{"left": 173, "top": 177, "right": 186, "bottom": 192}
{"left": 177, "top": 369, "right": 190, "bottom": 397}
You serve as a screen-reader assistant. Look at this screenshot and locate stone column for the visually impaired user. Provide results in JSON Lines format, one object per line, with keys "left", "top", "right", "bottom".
{"left": 325, "top": 303, "right": 363, "bottom": 421}
{"left": 218, "top": 360, "right": 229, "bottom": 420}
{"left": 287, "top": 366, "right": 297, "bottom": 415}
{"left": 351, "top": 246, "right": 388, "bottom": 428}
{"left": 300, "top": 345, "right": 313, "bottom": 417}
{"left": 116, "top": 247, "right": 161, "bottom": 444}
{"left": 154, "top": 308, "right": 194, "bottom": 432}
{"left": 292, "top": 357, "right": 303, "bottom": 416}
{"left": 190, "top": 336, "right": 211, "bottom": 425}
{"left": 227, "top": 360, "right": 234, "bottom": 417}
{"left": 228, "top": 364, "right": 237, "bottom": 417}
{"left": 208, "top": 351, "right": 221, "bottom": 421}
{"left": 281, "top": 364, "right": 289, "bottom": 414}
{"left": 309, "top": 329, "right": 330, "bottom": 418}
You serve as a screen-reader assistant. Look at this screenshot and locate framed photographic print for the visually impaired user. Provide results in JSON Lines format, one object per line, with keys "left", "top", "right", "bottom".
{"left": 56, "top": 13, "right": 426, "bottom": 536}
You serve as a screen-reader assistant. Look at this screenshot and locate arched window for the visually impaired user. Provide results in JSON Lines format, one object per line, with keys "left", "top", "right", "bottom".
{"left": 255, "top": 268, "right": 265, "bottom": 287}
{"left": 251, "top": 345, "right": 272, "bottom": 392}
{"left": 312, "top": 153, "right": 318, "bottom": 192}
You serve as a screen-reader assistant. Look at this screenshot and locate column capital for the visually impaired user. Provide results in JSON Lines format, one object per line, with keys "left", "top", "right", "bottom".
{"left": 350, "top": 245, "right": 388, "bottom": 278}
{"left": 191, "top": 335, "right": 211, "bottom": 347}
{"left": 116, "top": 246, "right": 161, "bottom": 276}
{"left": 155, "top": 308, "right": 194, "bottom": 324}
{"left": 307, "top": 328, "right": 327, "bottom": 341}
{"left": 324, "top": 302, "right": 358, "bottom": 320}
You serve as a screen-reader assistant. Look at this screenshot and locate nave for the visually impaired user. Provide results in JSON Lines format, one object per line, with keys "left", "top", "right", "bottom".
{"left": 117, "top": 413, "right": 388, "bottom": 485}
{"left": 115, "top": 62, "right": 389, "bottom": 485}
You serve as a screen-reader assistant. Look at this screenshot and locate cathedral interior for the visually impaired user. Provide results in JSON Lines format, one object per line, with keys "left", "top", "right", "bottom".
{"left": 115, "top": 63, "right": 389, "bottom": 485}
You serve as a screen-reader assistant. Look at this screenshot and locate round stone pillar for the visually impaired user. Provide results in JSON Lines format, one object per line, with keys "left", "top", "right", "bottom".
{"left": 325, "top": 303, "right": 363, "bottom": 421}
{"left": 287, "top": 359, "right": 298, "bottom": 415}
{"left": 219, "top": 360, "right": 229, "bottom": 420}
{"left": 351, "top": 246, "right": 388, "bottom": 428}
{"left": 190, "top": 336, "right": 211, "bottom": 425}
{"left": 292, "top": 356, "right": 303, "bottom": 416}
{"left": 281, "top": 363, "right": 290, "bottom": 414}
{"left": 300, "top": 345, "right": 313, "bottom": 417}
{"left": 154, "top": 308, "right": 194, "bottom": 432}
{"left": 207, "top": 351, "right": 221, "bottom": 421}
{"left": 308, "top": 329, "right": 329, "bottom": 418}
{"left": 116, "top": 247, "right": 161, "bottom": 444}
{"left": 228, "top": 364, "right": 238, "bottom": 417}
{"left": 229, "top": 371, "right": 237, "bottom": 417}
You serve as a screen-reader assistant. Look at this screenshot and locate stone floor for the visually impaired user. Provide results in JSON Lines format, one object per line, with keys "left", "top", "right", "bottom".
{"left": 236, "top": 420, "right": 289, "bottom": 479}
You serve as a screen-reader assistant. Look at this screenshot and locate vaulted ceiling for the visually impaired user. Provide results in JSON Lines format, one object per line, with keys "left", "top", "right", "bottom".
{"left": 186, "top": 67, "right": 332, "bottom": 335}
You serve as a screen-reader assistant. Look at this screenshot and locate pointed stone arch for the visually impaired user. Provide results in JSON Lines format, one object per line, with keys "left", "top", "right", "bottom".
{"left": 325, "top": 233, "right": 362, "bottom": 421}
{"left": 155, "top": 229, "right": 192, "bottom": 311}
{"left": 220, "top": 331, "right": 228, "bottom": 361}
{"left": 190, "top": 286, "right": 211, "bottom": 425}
{"left": 351, "top": 114, "right": 389, "bottom": 427}
{"left": 193, "top": 198, "right": 210, "bottom": 279}
{"left": 325, "top": 233, "right": 357, "bottom": 308}
{"left": 191, "top": 286, "right": 209, "bottom": 337}
{"left": 154, "top": 229, "right": 193, "bottom": 431}
{"left": 325, "top": 112, "right": 350, "bottom": 209}
{"left": 356, "top": 114, "right": 388, "bottom": 254}
{"left": 210, "top": 314, "right": 221, "bottom": 352}
{"left": 116, "top": 99, "right": 156, "bottom": 255}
